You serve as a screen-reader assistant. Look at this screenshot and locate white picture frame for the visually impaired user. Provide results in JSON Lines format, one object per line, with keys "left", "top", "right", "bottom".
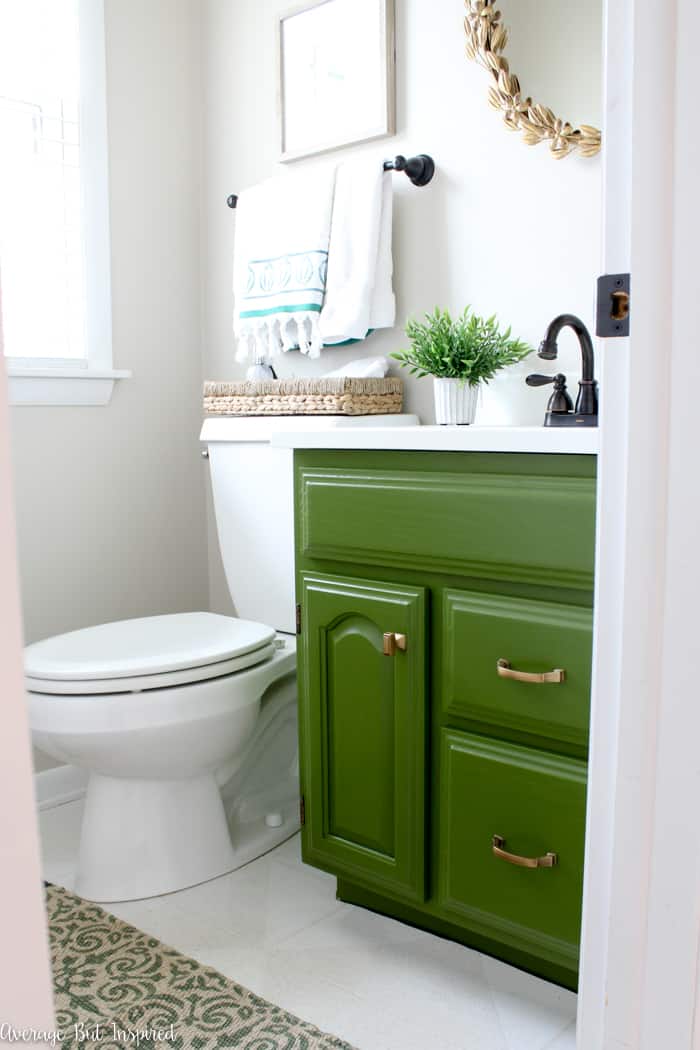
{"left": 278, "top": 0, "right": 395, "bottom": 162}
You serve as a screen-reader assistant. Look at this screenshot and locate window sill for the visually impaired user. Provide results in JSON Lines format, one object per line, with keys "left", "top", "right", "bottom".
{"left": 7, "top": 368, "right": 132, "bottom": 407}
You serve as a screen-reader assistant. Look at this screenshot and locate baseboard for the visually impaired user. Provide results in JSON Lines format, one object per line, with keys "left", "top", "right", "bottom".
{"left": 35, "top": 765, "right": 88, "bottom": 811}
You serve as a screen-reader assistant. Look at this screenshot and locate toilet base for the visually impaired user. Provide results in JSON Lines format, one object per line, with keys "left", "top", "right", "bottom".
{"left": 75, "top": 772, "right": 239, "bottom": 902}
{"left": 41, "top": 663, "right": 301, "bottom": 902}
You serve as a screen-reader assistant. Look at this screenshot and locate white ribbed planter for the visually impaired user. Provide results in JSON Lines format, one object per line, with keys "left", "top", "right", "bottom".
{"left": 433, "top": 378, "right": 479, "bottom": 425}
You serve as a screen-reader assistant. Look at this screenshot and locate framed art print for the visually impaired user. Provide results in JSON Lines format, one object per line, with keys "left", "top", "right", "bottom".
{"left": 278, "top": 0, "right": 395, "bottom": 161}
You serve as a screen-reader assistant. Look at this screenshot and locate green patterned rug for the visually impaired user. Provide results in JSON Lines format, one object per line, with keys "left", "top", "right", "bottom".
{"left": 47, "top": 884, "right": 356, "bottom": 1049}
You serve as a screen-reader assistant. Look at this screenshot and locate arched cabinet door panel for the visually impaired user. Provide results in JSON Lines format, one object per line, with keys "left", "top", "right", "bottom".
{"left": 298, "top": 572, "right": 427, "bottom": 903}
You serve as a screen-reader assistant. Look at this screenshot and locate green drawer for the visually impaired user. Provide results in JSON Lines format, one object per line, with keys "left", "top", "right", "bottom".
{"left": 437, "top": 730, "right": 586, "bottom": 977}
{"left": 441, "top": 589, "right": 593, "bottom": 751}
{"left": 297, "top": 461, "right": 596, "bottom": 590}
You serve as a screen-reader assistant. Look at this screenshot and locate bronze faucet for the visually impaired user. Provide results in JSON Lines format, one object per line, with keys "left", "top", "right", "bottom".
{"left": 526, "top": 314, "right": 598, "bottom": 427}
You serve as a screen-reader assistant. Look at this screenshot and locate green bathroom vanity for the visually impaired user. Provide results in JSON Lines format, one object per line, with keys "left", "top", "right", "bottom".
{"left": 286, "top": 433, "right": 597, "bottom": 990}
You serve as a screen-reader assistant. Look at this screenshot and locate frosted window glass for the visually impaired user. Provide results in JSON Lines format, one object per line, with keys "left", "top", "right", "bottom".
{"left": 0, "top": 0, "right": 87, "bottom": 362}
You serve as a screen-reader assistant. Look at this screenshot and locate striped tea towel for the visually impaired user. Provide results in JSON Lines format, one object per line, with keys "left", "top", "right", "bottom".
{"left": 234, "top": 167, "right": 336, "bottom": 362}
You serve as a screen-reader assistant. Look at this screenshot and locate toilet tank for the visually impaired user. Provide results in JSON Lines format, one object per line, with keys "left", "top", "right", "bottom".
{"left": 201, "top": 418, "right": 297, "bottom": 634}
{"left": 200, "top": 414, "right": 418, "bottom": 634}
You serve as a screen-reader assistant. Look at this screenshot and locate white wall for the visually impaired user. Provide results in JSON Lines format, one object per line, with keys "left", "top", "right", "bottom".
{"left": 10, "top": 0, "right": 209, "bottom": 770}
{"left": 201, "top": 0, "right": 602, "bottom": 610}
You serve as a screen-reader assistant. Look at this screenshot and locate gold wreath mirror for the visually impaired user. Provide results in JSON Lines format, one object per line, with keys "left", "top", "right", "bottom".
{"left": 464, "top": 0, "right": 602, "bottom": 159}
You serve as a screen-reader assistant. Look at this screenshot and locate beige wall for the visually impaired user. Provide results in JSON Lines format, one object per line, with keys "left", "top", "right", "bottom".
{"left": 201, "top": 0, "right": 603, "bottom": 610}
{"left": 10, "top": 0, "right": 209, "bottom": 771}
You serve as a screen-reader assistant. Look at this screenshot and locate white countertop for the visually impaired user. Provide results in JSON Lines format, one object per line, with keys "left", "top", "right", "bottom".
{"left": 271, "top": 424, "right": 599, "bottom": 455}
{"left": 200, "top": 413, "right": 419, "bottom": 443}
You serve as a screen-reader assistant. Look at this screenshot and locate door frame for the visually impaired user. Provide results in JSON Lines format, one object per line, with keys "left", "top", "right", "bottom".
{"left": 0, "top": 354, "right": 56, "bottom": 1031}
{"left": 578, "top": 0, "right": 700, "bottom": 1044}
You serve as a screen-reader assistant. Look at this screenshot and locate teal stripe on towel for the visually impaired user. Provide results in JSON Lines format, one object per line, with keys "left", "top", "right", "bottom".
{"left": 239, "top": 303, "right": 323, "bottom": 319}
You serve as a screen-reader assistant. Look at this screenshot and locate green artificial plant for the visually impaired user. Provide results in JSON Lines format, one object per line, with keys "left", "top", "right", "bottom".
{"left": 391, "top": 307, "right": 532, "bottom": 385}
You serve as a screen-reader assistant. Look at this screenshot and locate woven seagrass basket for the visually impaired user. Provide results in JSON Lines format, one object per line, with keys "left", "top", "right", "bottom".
{"left": 203, "top": 377, "right": 403, "bottom": 416}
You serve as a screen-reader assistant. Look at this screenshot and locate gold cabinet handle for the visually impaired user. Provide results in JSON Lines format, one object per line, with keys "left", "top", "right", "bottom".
{"left": 492, "top": 835, "right": 558, "bottom": 869}
{"left": 497, "top": 658, "right": 565, "bottom": 684}
{"left": 383, "top": 632, "right": 407, "bottom": 656}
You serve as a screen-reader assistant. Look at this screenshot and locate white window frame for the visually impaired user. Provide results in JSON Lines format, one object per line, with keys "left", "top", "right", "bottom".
{"left": 5, "top": 0, "right": 130, "bottom": 406}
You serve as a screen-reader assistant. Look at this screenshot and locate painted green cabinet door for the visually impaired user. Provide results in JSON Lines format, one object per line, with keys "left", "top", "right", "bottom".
{"left": 438, "top": 729, "right": 587, "bottom": 978}
{"left": 298, "top": 572, "right": 427, "bottom": 902}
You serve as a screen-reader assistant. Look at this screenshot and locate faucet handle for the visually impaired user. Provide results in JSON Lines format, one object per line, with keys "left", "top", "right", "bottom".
{"left": 526, "top": 373, "right": 574, "bottom": 414}
{"left": 526, "top": 373, "right": 558, "bottom": 387}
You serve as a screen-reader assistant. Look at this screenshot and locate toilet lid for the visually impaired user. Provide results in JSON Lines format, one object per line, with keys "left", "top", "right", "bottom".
{"left": 24, "top": 613, "right": 277, "bottom": 683}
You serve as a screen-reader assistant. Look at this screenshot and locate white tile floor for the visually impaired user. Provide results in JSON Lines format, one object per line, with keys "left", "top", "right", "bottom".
{"left": 40, "top": 800, "right": 577, "bottom": 1050}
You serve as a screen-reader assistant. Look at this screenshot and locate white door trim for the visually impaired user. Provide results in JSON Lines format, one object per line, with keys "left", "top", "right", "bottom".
{"left": 637, "top": 0, "right": 700, "bottom": 1041}
{"left": 575, "top": 0, "right": 635, "bottom": 1040}
{"left": 0, "top": 356, "right": 56, "bottom": 1030}
{"left": 578, "top": 0, "right": 700, "bottom": 1044}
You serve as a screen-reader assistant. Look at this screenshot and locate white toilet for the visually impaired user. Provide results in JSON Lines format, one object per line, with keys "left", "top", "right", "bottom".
{"left": 27, "top": 413, "right": 417, "bottom": 903}
{"left": 26, "top": 417, "right": 308, "bottom": 904}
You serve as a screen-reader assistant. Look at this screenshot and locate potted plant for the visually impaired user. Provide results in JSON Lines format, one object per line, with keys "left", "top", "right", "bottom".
{"left": 391, "top": 307, "right": 533, "bottom": 425}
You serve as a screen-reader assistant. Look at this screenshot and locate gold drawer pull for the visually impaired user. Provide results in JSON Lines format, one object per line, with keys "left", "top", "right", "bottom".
{"left": 497, "top": 658, "right": 565, "bottom": 684}
{"left": 383, "top": 632, "right": 407, "bottom": 656}
{"left": 492, "top": 835, "right": 558, "bottom": 869}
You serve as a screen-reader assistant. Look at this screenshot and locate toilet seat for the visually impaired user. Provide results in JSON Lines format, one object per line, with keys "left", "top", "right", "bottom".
{"left": 24, "top": 612, "right": 277, "bottom": 696}
{"left": 25, "top": 643, "right": 278, "bottom": 695}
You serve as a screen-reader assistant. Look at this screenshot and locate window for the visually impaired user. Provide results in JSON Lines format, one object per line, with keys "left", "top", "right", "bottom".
{"left": 0, "top": 0, "right": 128, "bottom": 405}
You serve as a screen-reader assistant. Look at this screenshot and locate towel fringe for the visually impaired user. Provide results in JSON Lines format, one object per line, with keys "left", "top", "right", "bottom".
{"left": 235, "top": 312, "right": 323, "bottom": 362}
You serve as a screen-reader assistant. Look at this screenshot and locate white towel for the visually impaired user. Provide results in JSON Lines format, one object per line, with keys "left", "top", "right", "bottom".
{"left": 234, "top": 167, "right": 336, "bottom": 362}
{"left": 324, "top": 355, "right": 390, "bottom": 378}
{"left": 233, "top": 160, "right": 395, "bottom": 362}
{"left": 320, "top": 160, "right": 395, "bottom": 345}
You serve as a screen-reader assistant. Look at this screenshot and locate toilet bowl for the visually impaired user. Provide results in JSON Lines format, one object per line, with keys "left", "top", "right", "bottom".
{"left": 27, "top": 613, "right": 298, "bottom": 902}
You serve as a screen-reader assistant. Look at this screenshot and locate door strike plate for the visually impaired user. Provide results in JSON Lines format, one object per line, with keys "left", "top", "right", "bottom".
{"left": 596, "top": 273, "right": 630, "bottom": 337}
